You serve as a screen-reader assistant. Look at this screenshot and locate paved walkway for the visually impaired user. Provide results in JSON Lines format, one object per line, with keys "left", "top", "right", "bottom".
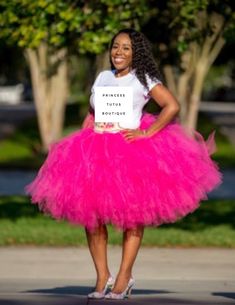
{"left": 0, "top": 247, "right": 235, "bottom": 304}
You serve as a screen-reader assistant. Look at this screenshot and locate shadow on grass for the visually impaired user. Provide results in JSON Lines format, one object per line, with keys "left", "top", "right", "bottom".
{"left": 168, "top": 200, "right": 235, "bottom": 231}
{"left": 162, "top": 199, "right": 235, "bottom": 231}
{"left": 0, "top": 196, "right": 39, "bottom": 219}
{"left": 0, "top": 196, "right": 235, "bottom": 231}
{"left": 0, "top": 156, "right": 45, "bottom": 170}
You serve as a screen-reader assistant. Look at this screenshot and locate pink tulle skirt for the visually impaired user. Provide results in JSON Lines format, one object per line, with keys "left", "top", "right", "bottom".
{"left": 25, "top": 113, "right": 222, "bottom": 231}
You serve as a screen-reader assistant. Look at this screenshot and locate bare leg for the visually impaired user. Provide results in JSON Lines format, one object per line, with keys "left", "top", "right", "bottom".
{"left": 85, "top": 224, "right": 111, "bottom": 292}
{"left": 112, "top": 226, "right": 144, "bottom": 293}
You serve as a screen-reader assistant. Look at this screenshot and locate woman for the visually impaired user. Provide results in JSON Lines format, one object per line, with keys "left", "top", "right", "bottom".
{"left": 26, "top": 29, "right": 222, "bottom": 300}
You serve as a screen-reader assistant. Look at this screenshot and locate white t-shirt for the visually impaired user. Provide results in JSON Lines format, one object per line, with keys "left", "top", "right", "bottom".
{"left": 90, "top": 70, "right": 162, "bottom": 129}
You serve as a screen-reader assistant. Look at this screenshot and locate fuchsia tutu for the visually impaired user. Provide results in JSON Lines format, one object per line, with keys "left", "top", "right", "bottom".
{"left": 26, "top": 113, "right": 222, "bottom": 231}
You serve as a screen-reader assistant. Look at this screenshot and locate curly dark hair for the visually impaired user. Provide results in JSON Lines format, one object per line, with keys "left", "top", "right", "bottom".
{"left": 110, "top": 28, "right": 162, "bottom": 90}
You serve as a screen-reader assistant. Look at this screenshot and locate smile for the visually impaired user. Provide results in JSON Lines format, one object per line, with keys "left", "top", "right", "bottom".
{"left": 113, "top": 57, "right": 125, "bottom": 64}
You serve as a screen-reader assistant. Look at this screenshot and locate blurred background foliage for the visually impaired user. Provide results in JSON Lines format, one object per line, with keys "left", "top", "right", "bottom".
{"left": 0, "top": 0, "right": 234, "bottom": 154}
{"left": 0, "top": 0, "right": 234, "bottom": 108}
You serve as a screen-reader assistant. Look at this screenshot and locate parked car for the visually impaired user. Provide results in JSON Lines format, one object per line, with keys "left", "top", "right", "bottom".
{"left": 0, "top": 84, "right": 24, "bottom": 105}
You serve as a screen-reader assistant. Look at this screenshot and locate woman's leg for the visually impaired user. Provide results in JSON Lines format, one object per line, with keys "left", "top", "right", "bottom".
{"left": 85, "top": 224, "right": 111, "bottom": 292}
{"left": 112, "top": 226, "right": 144, "bottom": 293}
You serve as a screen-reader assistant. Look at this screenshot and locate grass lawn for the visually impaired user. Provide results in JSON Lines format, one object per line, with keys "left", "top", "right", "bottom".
{"left": 0, "top": 104, "right": 83, "bottom": 169}
{"left": 197, "top": 114, "right": 235, "bottom": 168}
{"left": 0, "top": 196, "right": 234, "bottom": 247}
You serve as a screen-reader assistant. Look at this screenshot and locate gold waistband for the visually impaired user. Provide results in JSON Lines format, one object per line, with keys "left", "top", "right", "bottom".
{"left": 94, "top": 122, "right": 124, "bottom": 133}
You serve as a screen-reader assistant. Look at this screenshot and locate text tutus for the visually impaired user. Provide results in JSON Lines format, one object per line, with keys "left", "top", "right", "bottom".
{"left": 26, "top": 113, "right": 222, "bottom": 231}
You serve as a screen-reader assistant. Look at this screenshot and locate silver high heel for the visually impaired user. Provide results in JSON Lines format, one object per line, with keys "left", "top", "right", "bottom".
{"left": 87, "top": 275, "right": 115, "bottom": 299}
{"left": 104, "top": 277, "right": 135, "bottom": 299}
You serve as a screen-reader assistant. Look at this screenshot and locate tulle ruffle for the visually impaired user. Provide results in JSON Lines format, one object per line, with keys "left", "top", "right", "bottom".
{"left": 26, "top": 113, "right": 222, "bottom": 231}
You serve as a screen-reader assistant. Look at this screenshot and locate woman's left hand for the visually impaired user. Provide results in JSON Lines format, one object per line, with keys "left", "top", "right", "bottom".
{"left": 121, "top": 129, "right": 147, "bottom": 142}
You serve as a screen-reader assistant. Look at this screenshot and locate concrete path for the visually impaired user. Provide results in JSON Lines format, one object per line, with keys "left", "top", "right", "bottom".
{"left": 0, "top": 247, "right": 235, "bottom": 304}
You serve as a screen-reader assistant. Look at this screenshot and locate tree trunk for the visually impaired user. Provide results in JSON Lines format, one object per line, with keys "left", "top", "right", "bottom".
{"left": 164, "top": 13, "right": 226, "bottom": 130}
{"left": 163, "top": 65, "right": 177, "bottom": 96}
{"left": 177, "top": 72, "right": 191, "bottom": 124}
{"left": 184, "top": 13, "right": 225, "bottom": 129}
{"left": 186, "top": 61, "right": 207, "bottom": 129}
{"left": 25, "top": 45, "right": 68, "bottom": 152}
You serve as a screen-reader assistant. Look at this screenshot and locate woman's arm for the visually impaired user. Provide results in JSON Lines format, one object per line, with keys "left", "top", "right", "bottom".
{"left": 145, "top": 84, "right": 180, "bottom": 137}
{"left": 122, "top": 84, "right": 180, "bottom": 141}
